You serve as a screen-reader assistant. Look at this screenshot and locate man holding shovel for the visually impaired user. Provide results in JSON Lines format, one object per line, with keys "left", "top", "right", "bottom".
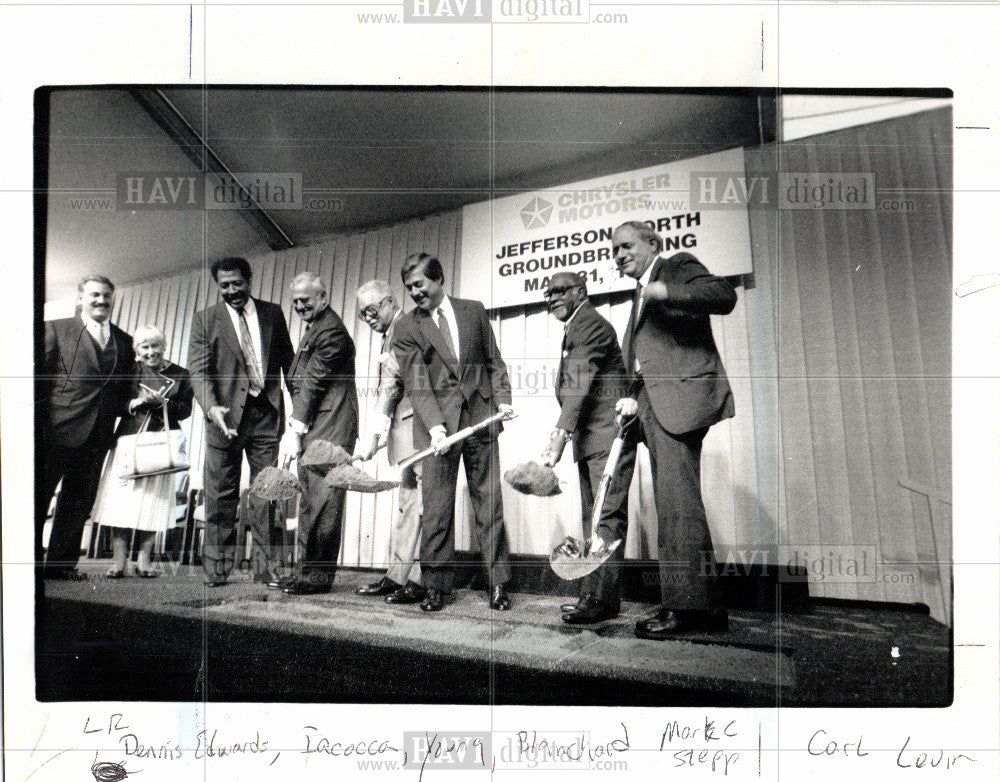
{"left": 392, "top": 252, "right": 515, "bottom": 612}
{"left": 353, "top": 280, "right": 425, "bottom": 605}
{"left": 612, "top": 220, "right": 737, "bottom": 637}
{"left": 540, "top": 272, "right": 636, "bottom": 624}
{"left": 277, "top": 272, "right": 359, "bottom": 595}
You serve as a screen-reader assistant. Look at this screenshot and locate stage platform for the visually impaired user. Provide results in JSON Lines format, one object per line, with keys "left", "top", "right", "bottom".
{"left": 36, "top": 563, "right": 950, "bottom": 707}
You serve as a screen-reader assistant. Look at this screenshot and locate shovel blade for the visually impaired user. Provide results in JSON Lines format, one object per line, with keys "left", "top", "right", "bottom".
{"left": 549, "top": 536, "right": 622, "bottom": 580}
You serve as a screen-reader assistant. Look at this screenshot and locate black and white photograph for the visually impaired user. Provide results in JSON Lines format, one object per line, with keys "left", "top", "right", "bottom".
{"left": 2, "top": 5, "right": 998, "bottom": 782}
{"left": 34, "top": 85, "right": 953, "bottom": 707}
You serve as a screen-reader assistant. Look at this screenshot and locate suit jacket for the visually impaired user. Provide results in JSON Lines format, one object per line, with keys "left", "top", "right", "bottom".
{"left": 115, "top": 361, "right": 194, "bottom": 437}
{"left": 287, "top": 306, "right": 359, "bottom": 447}
{"left": 372, "top": 310, "right": 415, "bottom": 463}
{"left": 392, "top": 297, "right": 512, "bottom": 450}
{"left": 622, "top": 252, "right": 737, "bottom": 435}
{"left": 555, "top": 300, "right": 628, "bottom": 462}
{"left": 188, "top": 298, "right": 294, "bottom": 437}
{"left": 41, "top": 317, "right": 135, "bottom": 449}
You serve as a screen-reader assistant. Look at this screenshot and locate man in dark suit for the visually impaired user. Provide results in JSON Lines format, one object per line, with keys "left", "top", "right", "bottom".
{"left": 37, "top": 275, "right": 135, "bottom": 579}
{"left": 539, "top": 271, "right": 636, "bottom": 624}
{"left": 276, "top": 272, "right": 358, "bottom": 595}
{"left": 392, "top": 252, "right": 515, "bottom": 612}
{"left": 354, "top": 280, "right": 425, "bottom": 605}
{"left": 612, "top": 220, "right": 737, "bottom": 637}
{"left": 189, "top": 257, "right": 294, "bottom": 586}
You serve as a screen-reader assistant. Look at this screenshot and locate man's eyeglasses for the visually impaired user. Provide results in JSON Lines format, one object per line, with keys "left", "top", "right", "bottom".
{"left": 543, "top": 285, "right": 581, "bottom": 300}
{"left": 358, "top": 296, "right": 390, "bottom": 320}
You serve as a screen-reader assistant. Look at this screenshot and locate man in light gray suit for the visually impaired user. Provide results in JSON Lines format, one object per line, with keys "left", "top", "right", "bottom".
{"left": 354, "top": 280, "right": 425, "bottom": 605}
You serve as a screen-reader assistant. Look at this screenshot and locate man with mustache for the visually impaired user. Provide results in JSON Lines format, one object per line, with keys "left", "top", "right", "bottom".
{"left": 540, "top": 271, "right": 636, "bottom": 624}
{"left": 392, "top": 252, "right": 515, "bottom": 612}
{"left": 612, "top": 220, "right": 737, "bottom": 637}
{"left": 189, "top": 257, "right": 294, "bottom": 586}
{"left": 275, "top": 272, "right": 358, "bottom": 595}
{"left": 37, "top": 275, "right": 135, "bottom": 579}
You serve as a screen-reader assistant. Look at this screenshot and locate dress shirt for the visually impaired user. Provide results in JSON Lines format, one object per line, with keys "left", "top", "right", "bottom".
{"left": 81, "top": 314, "right": 110, "bottom": 348}
{"left": 225, "top": 298, "right": 264, "bottom": 396}
{"left": 631, "top": 262, "right": 659, "bottom": 375}
{"left": 431, "top": 294, "right": 460, "bottom": 363}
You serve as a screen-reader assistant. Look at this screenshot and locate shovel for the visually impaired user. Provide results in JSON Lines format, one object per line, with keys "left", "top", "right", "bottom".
{"left": 550, "top": 419, "right": 628, "bottom": 580}
{"left": 327, "top": 409, "right": 513, "bottom": 492}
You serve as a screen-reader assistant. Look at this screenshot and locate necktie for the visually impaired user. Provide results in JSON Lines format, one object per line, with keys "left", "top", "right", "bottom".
{"left": 623, "top": 282, "right": 643, "bottom": 379}
{"left": 378, "top": 332, "right": 388, "bottom": 384}
{"left": 237, "top": 307, "right": 266, "bottom": 395}
{"left": 88, "top": 321, "right": 109, "bottom": 348}
{"left": 436, "top": 307, "right": 458, "bottom": 367}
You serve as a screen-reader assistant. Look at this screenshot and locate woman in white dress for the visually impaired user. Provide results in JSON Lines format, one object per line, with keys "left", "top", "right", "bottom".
{"left": 92, "top": 325, "right": 193, "bottom": 578}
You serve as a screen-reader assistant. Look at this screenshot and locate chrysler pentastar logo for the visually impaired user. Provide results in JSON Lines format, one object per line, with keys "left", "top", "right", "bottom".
{"left": 520, "top": 196, "right": 553, "bottom": 228}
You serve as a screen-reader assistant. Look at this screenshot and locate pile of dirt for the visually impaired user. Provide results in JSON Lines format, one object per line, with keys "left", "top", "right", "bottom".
{"left": 504, "top": 461, "right": 561, "bottom": 496}
{"left": 299, "top": 440, "right": 352, "bottom": 469}
{"left": 324, "top": 464, "right": 399, "bottom": 493}
{"left": 249, "top": 466, "right": 303, "bottom": 500}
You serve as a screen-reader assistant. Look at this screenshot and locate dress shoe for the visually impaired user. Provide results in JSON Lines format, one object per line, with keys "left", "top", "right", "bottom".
{"left": 204, "top": 579, "right": 228, "bottom": 588}
{"left": 45, "top": 568, "right": 88, "bottom": 581}
{"left": 562, "top": 595, "right": 617, "bottom": 625}
{"left": 634, "top": 608, "right": 728, "bottom": 639}
{"left": 266, "top": 576, "right": 296, "bottom": 590}
{"left": 490, "top": 585, "right": 511, "bottom": 611}
{"left": 283, "top": 580, "right": 332, "bottom": 596}
{"left": 562, "top": 592, "right": 596, "bottom": 615}
{"left": 105, "top": 568, "right": 126, "bottom": 579}
{"left": 385, "top": 581, "right": 426, "bottom": 605}
{"left": 136, "top": 570, "right": 159, "bottom": 579}
{"left": 420, "top": 588, "right": 445, "bottom": 612}
{"left": 357, "top": 576, "right": 401, "bottom": 596}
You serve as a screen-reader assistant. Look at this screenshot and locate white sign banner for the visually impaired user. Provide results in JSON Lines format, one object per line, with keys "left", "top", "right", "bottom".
{"left": 459, "top": 146, "right": 754, "bottom": 308}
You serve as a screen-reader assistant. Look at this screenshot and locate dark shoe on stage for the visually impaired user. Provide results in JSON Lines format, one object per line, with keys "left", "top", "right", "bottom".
{"left": 283, "top": 580, "right": 332, "bottom": 596}
{"left": 385, "top": 581, "right": 426, "bottom": 605}
{"left": 420, "top": 588, "right": 445, "bottom": 612}
{"left": 561, "top": 592, "right": 595, "bottom": 615}
{"left": 136, "top": 570, "right": 158, "bottom": 579}
{"left": 204, "top": 579, "right": 228, "bottom": 588}
{"left": 490, "top": 585, "right": 511, "bottom": 611}
{"left": 634, "top": 608, "right": 728, "bottom": 639}
{"left": 266, "top": 576, "right": 296, "bottom": 590}
{"left": 562, "top": 594, "right": 617, "bottom": 625}
{"left": 105, "top": 568, "right": 126, "bottom": 579}
{"left": 45, "top": 568, "right": 88, "bottom": 581}
{"left": 357, "top": 576, "right": 402, "bottom": 596}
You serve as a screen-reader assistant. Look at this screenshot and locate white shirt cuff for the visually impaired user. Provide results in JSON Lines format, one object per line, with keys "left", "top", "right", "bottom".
{"left": 289, "top": 418, "right": 309, "bottom": 435}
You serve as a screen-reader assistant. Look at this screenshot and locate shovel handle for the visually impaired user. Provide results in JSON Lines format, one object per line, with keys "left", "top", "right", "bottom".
{"left": 396, "top": 410, "right": 509, "bottom": 470}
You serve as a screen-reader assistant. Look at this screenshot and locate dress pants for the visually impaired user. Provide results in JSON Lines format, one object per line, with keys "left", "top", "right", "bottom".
{"left": 203, "top": 393, "right": 279, "bottom": 582}
{"left": 295, "top": 458, "right": 347, "bottom": 586}
{"left": 385, "top": 462, "right": 422, "bottom": 586}
{"left": 637, "top": 387, "right": 722, "bottom": 611}
{"left": 577, "top": 440, "right": 637, "bottom": 612}
{"left": 419, "top": 406, "right": 511, "bottom": 592}
{"left": 37, "top": 432, "right": 109, "bottom": 573}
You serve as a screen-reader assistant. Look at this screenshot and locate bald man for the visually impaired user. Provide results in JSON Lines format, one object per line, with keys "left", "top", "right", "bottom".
{"left": 540, "top": 271, "right": 636, "bottom": 624}
{"left": 277, "top": 272, "right": 358, "bottom": 595}
{"left": 354, "top": 280, "right": 424, "bottom": 605}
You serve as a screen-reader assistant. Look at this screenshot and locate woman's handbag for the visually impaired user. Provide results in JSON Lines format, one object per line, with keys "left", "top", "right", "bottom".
{"left": 117, "top": 397, "right": 190, "bottom": 479}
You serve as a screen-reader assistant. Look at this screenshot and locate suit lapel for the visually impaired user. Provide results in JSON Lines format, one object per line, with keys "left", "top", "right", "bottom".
{"left": 256, "top": 299, "right": 273, "bottom": 374}
{"left": 635, "top": 256, "right": 665, "bottom": 330}
{"left": 217, "top": 303, "right": 245, "bottom": 364}
{"left": 450, "top": 298, "right": 473, "bottom": 368}
{"left": 418, "top": 307, "right": 459, "bottom": 377}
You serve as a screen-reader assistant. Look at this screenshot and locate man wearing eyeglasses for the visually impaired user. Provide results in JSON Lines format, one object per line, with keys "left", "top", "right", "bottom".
{"left": 540, "top": 271, "right": 636, "bottom": 624}
{"left": 352, "top": 280, "right": 425, "bottom": 606}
